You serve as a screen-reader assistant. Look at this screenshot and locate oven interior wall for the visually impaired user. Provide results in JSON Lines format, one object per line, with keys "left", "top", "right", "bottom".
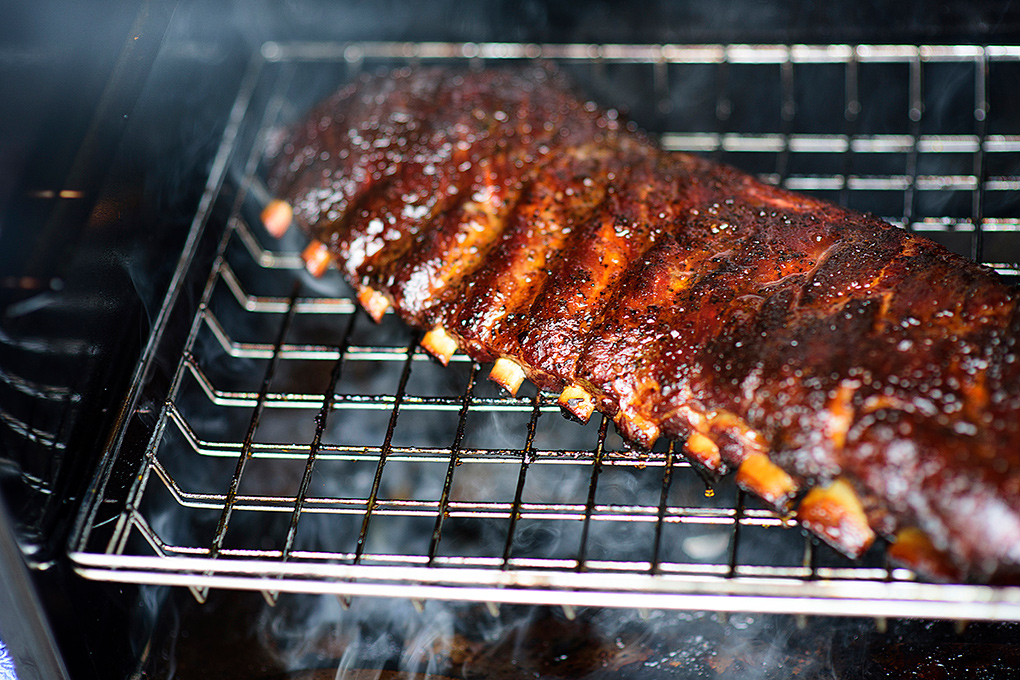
{"left": 1, "top": 1, "right": 1020, "bottom": 679}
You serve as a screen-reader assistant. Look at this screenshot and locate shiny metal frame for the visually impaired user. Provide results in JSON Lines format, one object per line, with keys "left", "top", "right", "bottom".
{"left": 69, "top": 42, "right": 1020, "bottom": 620}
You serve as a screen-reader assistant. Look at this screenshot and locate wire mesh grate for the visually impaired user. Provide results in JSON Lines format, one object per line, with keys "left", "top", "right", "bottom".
{"left": 70, "top": 42, "right": 1020, "bottom": 620}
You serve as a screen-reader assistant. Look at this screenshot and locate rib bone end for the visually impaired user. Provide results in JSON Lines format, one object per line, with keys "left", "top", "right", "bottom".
{"left": 421, "top": 327, "right": 458, "bottom": 366}
{"left": 558, "top": 384, "right": 595, "bottom": 423}
{"left": 490, "top": 357, "right": 527, "bottom": 396}
{"left": 735, "top": 453, "right": 799, "bottom": 512}
{"left": 357, "top": 287, "right": 391, "bottom": 323}
{"left": 797, "top": 478, "right": 875, "bottom": 558}
{"left": 614, "top": 410, "right": 659, "bottom": 450}
{"left": 261, "top": 199, "right": 293, "bottom": 238}
{"left": 888, "top": 527, "right": 961, "bottom": 582}
{"left": 302, "top": 241, "right": 332, "bottom": 278}
{"left": 683, "top": 431, "right": 723, "bottom": 472}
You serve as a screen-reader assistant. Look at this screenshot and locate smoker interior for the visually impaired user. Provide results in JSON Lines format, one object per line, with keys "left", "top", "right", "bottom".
{"left": 82, "top": 39, "right": 1020, "bottom": 676}
{"left": 72, "top": 39, "right": 1020, "bottom": 613}
{"left": 3, "top": 3, "right": 1020, "bottom": 679}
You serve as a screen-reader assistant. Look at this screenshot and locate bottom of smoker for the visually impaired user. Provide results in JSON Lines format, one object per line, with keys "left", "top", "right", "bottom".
{"left": 144, "top": 589, "right": 1020, "bottom": 680}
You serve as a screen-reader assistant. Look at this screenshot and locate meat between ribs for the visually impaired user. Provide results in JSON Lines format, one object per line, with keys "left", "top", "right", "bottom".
{"left": 267, "top": 66, "right": 1020, "bottom": 583}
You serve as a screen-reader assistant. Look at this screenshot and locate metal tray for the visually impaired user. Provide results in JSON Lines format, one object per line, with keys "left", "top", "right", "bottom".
{"left": 70, "top": 41, "right": 1020, "bottom": 620}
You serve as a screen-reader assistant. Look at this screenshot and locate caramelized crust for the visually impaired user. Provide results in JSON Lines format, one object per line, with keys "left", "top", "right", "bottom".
{"left": 439, "top": 140, "right": 634, "bottom": 367}
{"left": 270, "top": 66, "right": 1020, "bottom": 582}
{"left": 520, "top": 147, "right": 696, "bottom": 386}
{"left": 270, "top": 69, "right": 448, "bottom": 243}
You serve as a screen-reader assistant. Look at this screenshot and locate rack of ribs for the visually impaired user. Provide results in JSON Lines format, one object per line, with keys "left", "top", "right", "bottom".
{"left": 264, "top": 65, "right": 1020, "bottom": 583}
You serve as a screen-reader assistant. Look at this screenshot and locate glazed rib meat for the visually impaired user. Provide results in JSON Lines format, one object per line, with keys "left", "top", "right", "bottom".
{"left": 267, "top": 66, "right": 1020, "bottom": 582}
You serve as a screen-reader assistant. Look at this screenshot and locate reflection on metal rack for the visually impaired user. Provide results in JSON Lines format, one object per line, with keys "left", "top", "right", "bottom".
{"left": 70, "top": 42, "right": 1020, "bottom": 620}
{"left": 0, "top": 314, "right": 90, "bottom": 561}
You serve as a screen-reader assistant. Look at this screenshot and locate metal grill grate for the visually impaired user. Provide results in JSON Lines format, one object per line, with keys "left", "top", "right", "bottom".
{"left": 70, "top": 42, "right": 1020, "bottom": 620}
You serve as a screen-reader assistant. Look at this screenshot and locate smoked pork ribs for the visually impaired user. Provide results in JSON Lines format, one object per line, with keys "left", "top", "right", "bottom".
{"left": 264, "top": 66, "right": 1020, "bottom": 583}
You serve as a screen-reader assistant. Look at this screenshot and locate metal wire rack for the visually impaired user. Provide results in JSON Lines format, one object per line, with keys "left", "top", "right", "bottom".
{"left": 70, "top": 42, "right": 1020, "bottom": 620}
